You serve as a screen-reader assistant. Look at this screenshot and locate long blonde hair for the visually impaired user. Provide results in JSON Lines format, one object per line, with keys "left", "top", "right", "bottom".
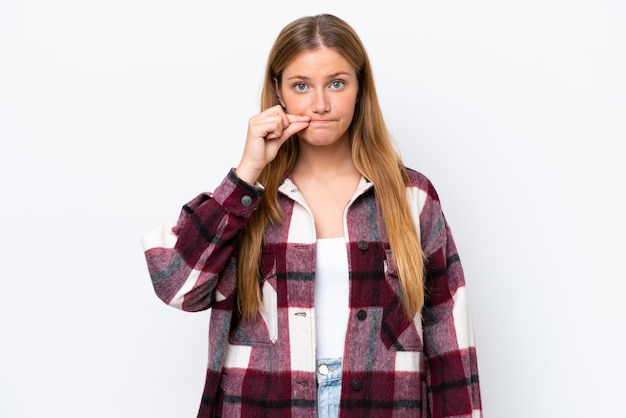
{"left": 238, "top": 14, "right": 425, "bottom": 321}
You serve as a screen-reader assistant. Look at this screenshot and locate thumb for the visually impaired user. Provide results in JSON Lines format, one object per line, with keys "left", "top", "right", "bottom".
{"left": 282, "top": 120, "right": 310, "bottom": 140}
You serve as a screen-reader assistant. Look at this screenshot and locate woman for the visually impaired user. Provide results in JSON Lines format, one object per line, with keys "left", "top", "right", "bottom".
{"left": 143, "top": 14, "right": 482, "bottom": 418}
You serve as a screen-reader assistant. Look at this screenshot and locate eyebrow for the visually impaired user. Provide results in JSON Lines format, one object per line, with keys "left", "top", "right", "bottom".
{"left": 285, "top": 71, "right": 353, "bottom": 82}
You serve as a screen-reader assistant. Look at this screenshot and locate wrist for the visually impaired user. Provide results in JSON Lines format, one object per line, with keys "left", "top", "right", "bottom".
{"left": 234, "top": 164, "right": 261, "bottom": 184}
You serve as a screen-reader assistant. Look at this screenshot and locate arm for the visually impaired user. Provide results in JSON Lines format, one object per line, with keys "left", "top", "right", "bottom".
{"left": 142, "top": 169, "right": 263, "bottom": 312}
{"left": 143, "top": 105, "right": 310, "bottom": 312}
{"left": 420, "top": 181, "right": 482, "bottom": 418}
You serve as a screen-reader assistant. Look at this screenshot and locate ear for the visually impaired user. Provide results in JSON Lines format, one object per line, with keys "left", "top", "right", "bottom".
{"left": 273, "top": 77, "right": 286, "bottom": 108}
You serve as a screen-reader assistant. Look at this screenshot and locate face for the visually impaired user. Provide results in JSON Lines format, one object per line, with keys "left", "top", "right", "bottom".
{"left": 276, "top": 47, "right": 359, "bottom": 148}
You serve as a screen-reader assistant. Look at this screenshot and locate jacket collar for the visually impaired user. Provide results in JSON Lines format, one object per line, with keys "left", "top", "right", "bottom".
{"left": 278, "top": 176, "right": 373, "bottom": 207}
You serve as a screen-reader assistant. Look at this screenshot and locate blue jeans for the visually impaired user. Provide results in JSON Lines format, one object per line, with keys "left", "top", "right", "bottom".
{"left": 316, "top": 358, "right": 342, "bottom": 418}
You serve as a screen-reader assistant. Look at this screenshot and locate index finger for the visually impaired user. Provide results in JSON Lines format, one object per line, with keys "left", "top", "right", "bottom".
{"left": 286, "top": 114, "right": 311, "bottom": 124}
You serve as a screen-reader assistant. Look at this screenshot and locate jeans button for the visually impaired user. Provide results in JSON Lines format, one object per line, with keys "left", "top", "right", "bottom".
{"left": 318, "top": 364, "right": 329, "bottom": 375}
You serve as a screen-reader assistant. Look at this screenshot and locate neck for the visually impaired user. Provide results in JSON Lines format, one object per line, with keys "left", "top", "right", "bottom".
{"left": 292, "top": 139, "right": 357, "bottom": 180}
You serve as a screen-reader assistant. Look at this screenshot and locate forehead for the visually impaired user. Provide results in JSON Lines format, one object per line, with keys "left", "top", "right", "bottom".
{"left": 282, "top": 47, "right": 355, "bottom": 78}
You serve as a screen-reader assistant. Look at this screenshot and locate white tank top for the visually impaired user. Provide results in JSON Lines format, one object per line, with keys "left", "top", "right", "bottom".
{"left": 314, "top": 237, "right": 350, "bottom": 359}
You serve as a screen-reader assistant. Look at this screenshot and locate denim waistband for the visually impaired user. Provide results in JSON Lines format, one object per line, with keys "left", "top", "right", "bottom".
{"left": 316, "top": 357, "right": 342, "bottom": 384}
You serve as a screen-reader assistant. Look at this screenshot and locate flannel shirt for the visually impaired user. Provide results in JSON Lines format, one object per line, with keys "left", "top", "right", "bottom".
{"left": 143, "top": 168, "right": 482, "bottom": 417}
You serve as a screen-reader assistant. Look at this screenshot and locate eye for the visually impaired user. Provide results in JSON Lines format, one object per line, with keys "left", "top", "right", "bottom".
{"left": 329, "top": 80, "right": 345, "bottom": 90}
{"left": 293, "top": 83, "right": 308, "bottom": 92}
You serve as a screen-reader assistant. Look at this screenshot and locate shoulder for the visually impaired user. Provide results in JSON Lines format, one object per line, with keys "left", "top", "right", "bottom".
{"left": 404, "top": 166, "right": 441, "bottom": 203}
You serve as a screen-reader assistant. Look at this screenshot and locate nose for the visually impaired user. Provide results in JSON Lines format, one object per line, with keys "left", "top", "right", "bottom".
{"left": 311, "top": 90, "right": 330, "bottom": 113}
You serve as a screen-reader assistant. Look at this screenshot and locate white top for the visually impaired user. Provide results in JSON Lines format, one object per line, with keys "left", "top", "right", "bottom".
{"left": 314, "top": 237, "right": 350, "bottom": 359}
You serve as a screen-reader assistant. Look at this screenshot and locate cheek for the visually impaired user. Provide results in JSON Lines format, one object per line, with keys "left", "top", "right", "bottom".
{"left": 338, "top": 97, "right": 358, "bottom": 118}
{"left": 284, "top": 96, "right": 306, "bottom": 112}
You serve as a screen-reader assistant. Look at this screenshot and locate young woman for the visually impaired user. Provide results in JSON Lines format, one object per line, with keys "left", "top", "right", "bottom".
{"left": 143, "top": 14, "right": 482, "bottom": 418}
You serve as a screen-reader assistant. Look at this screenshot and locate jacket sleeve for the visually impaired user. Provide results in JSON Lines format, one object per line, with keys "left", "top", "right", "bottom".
{"left": 142, "top": 169, "right": 264, "bottom": 312}
{"left": 419, "top": 180, "right": 482, "bottom": 418}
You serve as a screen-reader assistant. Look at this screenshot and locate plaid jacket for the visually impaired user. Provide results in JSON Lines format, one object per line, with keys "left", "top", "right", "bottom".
{"left": 143, "top": 168, "right": 482, "bottom": 417}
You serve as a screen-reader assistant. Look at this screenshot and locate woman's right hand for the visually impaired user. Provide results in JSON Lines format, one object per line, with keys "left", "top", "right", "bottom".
{"left": 235, "top": 105, "right": 310, "bottom": 184}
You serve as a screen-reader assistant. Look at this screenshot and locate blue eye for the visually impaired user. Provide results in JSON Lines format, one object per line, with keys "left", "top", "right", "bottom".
{"left": 294, "top": 83, "right": 308, "bottom": 91}
{"left": 330, "top": 80, "right": 344, "bottom": 89}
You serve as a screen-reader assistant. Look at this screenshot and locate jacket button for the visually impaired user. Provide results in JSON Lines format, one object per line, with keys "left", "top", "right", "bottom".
{"left": 241, "top": 195, "right": 253, "bottom": 207}
{"left": 357, "top": 240, "right": 368, "bottom": 250}
{"left": 356, "top": 310, "right": 367, "bottom": 321}
{"left": 351, "top": 379, "right": 363, "bottom": 391}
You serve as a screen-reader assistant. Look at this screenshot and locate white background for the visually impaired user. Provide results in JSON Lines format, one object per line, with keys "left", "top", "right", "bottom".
{"left": 1, "top": 1, "right": 625, "bottom": 417}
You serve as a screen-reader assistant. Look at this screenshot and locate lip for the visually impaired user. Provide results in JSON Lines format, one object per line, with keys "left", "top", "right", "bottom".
{"left": 309, "top": 119, "right": 334, "bottom": 124}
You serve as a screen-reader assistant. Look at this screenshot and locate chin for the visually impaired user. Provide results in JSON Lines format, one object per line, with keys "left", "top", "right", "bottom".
{"left": 301, "top": 138, "right": 338, "bottom": 147}
{"left": 298, "top": 133, "right": 344, "bottom": 147}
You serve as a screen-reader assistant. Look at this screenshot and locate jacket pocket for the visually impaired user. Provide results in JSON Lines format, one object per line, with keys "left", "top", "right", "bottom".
{"left": 380, "top": 250, "right": 423, "bottom": 352}
{"left": 228, "top": 250, "right": 278, "bottom": 345}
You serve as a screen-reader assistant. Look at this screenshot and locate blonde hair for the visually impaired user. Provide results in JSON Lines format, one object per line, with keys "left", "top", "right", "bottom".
{"left": 238, "top": 14, "right": 425, "bottom": 320}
